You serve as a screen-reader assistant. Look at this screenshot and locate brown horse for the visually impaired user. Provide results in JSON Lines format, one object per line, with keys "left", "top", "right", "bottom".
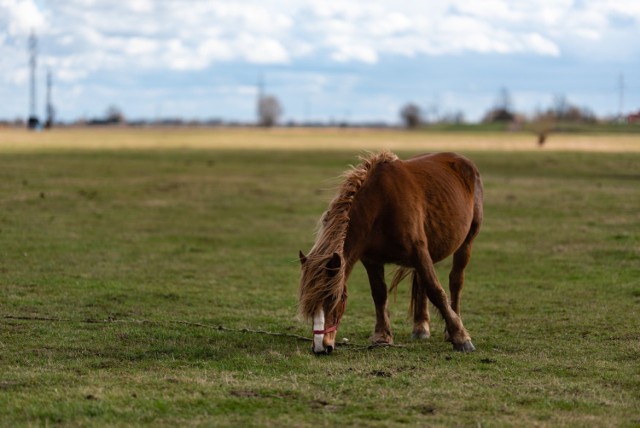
{"left": 299, "top": 151, "right": 483, "bottom": 354}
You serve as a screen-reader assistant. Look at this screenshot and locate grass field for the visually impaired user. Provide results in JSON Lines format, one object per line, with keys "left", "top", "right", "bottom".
{"left": 1, "top": 128, "right": 639, "bottom": 426}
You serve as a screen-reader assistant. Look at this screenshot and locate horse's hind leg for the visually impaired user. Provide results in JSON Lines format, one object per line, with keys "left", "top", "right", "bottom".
{"left": 363, "top": 261, "right": 393, "bottom": 344}
{"left": 449, "top": 242, "right": 472, "bottom": 316}
{"left": 445, "top": 243, "right": 471, "bottom": 342}
{"left": 411, "top": 273, "right": 430, "bottom": 339}
{"left": 447, "top": 219, "right": 481, "bottom": 339}
{"left": 414, "top": 248, "right": 474, "bottom": 352}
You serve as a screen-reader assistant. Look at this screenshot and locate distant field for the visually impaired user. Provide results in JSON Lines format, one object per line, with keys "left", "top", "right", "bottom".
{"left": 0, "top": 128, "right": 639, "bottom": 426}
{"left": 0, "top": 126, "right": 639, "bottom": 152}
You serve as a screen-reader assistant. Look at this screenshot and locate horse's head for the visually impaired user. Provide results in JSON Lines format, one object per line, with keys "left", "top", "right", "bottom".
{"left": 299, "top": 250, "right": 347, "bottom": 355}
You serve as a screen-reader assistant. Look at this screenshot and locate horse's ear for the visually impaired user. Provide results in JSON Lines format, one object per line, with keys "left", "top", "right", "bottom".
{"left": 299, "top": 251, "right": 307, "bottom": 265}
{"left": 325, "top": 252, "right": 342, "bottom": 276}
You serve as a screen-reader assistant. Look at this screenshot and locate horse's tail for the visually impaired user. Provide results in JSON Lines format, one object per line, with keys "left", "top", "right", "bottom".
{"left": 390, "top": 267, "right": 422, "bottom": 316}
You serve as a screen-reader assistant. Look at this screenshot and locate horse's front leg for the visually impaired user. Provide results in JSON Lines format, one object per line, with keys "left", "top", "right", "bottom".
{"left": 363, "top": 261, "right": 393, "bottom": 344}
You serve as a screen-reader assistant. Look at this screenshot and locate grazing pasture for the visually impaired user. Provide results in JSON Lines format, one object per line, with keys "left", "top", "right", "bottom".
{"left": 0, "top": 128, "right": 639, "bottom": 426}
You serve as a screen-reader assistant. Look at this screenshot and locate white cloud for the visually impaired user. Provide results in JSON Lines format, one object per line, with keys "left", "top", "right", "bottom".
{"left": 302, "top": 1, "right": 583, "bottom": 61}
{"left": 606, "top": 0, "right": 640, "bottom": 19}
{"left": 197, "top": 39, "right": 234, "bottom": 62}
{"left": 366, "top": 12, "right": 412, "bottom": 37}
{"left": 330, "top": 43, "right": 378, "bottom": 64}
{"left": 124, "top": 37, "right": 158, "bottom": 56}
{"left": 128, "top": 0, "right": 153, "bottom": 14}
{"left": 1, "top": 0, "right": 639, "bottom": 121}
{"left": 236, "top": 34, "right": 290, "bottom": 64}
{"left": 2, "top": 0, "right": 637, "bottom": 82}
{"left": 0, "top": 0, "right": 47, "bottom": 35}
{"left": 524, "top": 33, "right": 560, "bottom": 56}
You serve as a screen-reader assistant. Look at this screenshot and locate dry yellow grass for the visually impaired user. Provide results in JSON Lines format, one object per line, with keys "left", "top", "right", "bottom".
{"left": 0, "top": 126, "right": 638, "bottom": 152}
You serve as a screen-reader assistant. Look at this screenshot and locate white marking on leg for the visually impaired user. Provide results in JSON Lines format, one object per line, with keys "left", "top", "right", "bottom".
{"left": 313, "top": 309, "right": 325, "bottom": 353}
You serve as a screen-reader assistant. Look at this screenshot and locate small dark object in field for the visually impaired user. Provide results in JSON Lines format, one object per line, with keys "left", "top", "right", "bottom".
{"left": 413, "top": 405, "right": 436, "bottom": 415}
{"left": 370, "top": 370, "right": 392, "bottom": 378}
{"left": 538, "top": 132, "right": 547, "bottom": 147}
{"left": 310, "top": 399, "right": 341, "bottom": 412}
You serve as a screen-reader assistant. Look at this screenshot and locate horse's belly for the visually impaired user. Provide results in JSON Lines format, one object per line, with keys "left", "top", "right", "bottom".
{"left": 361, "top": 236, "right": 410, "bottom": 266}
{"left": 425, "top": 218, "right": 472, "bottom": 263}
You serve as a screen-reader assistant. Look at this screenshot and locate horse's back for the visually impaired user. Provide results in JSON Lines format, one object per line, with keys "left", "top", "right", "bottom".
{"left": 399, "top": 152, "right": 482, "bottom": 262}
{"left": 404, "top": 152, "right": 480, "bottom": 192}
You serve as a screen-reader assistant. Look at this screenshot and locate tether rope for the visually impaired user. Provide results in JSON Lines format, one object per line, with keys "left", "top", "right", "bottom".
{"left": 2, "top": 315, "right": 406, "bottom": 351}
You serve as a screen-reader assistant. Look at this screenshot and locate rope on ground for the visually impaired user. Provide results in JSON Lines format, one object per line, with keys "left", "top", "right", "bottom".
{"left": 2, "top": 314, "right": 406, "bottom": 350}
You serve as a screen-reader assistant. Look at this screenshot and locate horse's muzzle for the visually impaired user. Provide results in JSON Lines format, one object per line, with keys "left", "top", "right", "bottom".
{"left": 312, "top": 344, "right": 333, "bottom": 355}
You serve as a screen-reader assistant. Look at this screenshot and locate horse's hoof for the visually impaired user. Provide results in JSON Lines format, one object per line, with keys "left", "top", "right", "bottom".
{"left": 371, "top": 332, "right": 393, "bottom": 345}
{"left": 412, "top": 330, "right": 430, "bottom": 340}
{"left": 311, "top": 345, "right": 334, "bottom": 355}
{"left": 453, "top": 340, "right": 475, "bottom": 353}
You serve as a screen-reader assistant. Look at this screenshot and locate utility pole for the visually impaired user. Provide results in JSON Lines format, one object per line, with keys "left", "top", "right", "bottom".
{"left": 45, "top": 69, "right": 54, "bottom": 128}
{"left": 28, "top": 30, "right": 39, "bottom": 129}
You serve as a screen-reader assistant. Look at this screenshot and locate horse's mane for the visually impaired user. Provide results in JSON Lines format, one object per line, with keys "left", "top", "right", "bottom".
{"left": 298, "top": 150, "right": 399, "bottom": 320}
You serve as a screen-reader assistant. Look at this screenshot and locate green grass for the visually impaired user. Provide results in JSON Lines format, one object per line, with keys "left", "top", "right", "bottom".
{"left": 1, "top": 140, "right": 639, "bottom": 426}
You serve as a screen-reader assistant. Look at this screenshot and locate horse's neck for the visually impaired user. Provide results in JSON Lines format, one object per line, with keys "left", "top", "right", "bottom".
{"left": 342, "top": 211, "right": 372, "bottom": 273}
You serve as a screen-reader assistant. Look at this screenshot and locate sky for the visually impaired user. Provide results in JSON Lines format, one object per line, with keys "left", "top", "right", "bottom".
{"left": 1, "top": 0, "right": 639, "bottom": 124}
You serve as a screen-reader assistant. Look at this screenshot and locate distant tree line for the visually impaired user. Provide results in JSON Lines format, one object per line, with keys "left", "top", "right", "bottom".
{"left": 532, "top": 94, "right": 597, "bottom": 124}
{"left": 5, "top": 86, "right": 637, "bottom": 130}
{"left": 399, "top": 103, "right": 465, "bottom": 129}
{"left": 399, "top": 88, "right": 610, "bottom": 130}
